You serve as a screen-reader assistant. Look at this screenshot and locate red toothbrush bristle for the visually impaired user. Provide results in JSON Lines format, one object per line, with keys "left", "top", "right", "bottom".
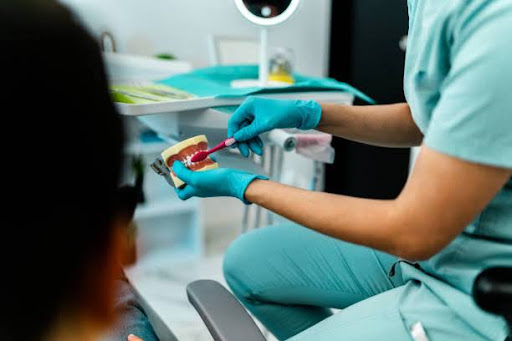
{"left": 191, "top": 152, "right": 207, "bottom": 163}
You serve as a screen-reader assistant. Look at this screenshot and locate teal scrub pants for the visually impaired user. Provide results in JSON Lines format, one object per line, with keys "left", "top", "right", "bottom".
{"left": 223, "top": 224, "right": 405, "bottom": 340}
{"left": 223, "top": 224, "right": 494, "bottom": 341}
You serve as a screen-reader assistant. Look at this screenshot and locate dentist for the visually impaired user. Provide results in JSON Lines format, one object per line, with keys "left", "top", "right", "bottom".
{"left": 173, "top": 1, "right": 512, "bottom": 340}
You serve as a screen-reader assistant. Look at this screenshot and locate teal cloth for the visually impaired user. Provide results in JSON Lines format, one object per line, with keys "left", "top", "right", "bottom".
{"left": 158, "top": 65, "right": 374, "bottom": 104}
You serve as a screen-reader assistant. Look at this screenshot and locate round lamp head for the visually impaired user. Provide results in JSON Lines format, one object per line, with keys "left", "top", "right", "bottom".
{"left": 235, "top": 0, "right": 301, "bottom": 26}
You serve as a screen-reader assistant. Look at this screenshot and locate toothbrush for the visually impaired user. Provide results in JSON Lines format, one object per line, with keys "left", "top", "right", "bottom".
{"left": 190, "top": 138, "right": 236, "bottom": 163}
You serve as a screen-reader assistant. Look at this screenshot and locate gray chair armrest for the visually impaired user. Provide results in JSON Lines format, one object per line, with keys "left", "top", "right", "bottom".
{"left": 187, "top": 280, "right": 266, "bottom": 341}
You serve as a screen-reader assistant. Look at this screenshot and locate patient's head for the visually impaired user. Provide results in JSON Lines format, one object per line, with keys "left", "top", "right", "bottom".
{"left": 1, "top": 1, "right": 126, "bottom": 340}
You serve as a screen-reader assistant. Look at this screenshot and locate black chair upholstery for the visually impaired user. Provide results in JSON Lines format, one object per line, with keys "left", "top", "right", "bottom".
{"left": 473, "top": 267, "right": 512, "bottom": 339}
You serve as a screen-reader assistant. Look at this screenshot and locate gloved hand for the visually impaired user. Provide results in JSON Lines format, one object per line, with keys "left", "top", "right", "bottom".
{"left": 172, "top": 162, "right": 268, "bottom": 204}
{"left": 228, "top": 97, "right": 322, "bottom": 156}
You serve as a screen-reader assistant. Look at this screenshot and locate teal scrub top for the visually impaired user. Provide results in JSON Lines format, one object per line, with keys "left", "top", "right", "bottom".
{"left": 402, "top": 0, "right": 512, "bottom": 339}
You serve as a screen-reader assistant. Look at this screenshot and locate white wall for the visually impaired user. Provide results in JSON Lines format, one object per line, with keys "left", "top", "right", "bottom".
{"left": 60, "top": 0, "right": 332, "bottom": 76}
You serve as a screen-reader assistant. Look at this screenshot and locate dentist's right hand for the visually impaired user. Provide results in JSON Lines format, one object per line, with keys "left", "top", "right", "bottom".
{"left": 228, "top": 97, "right": 322, "bottom": 156}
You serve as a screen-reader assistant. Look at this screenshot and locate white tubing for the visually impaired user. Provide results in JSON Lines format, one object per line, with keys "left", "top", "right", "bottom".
{"left": 268, "top": 129, "right": 297, "bottom": 152}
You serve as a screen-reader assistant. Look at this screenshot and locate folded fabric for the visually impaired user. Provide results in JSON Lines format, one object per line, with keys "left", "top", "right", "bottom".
{"left": 158, "top": 65, "right": 375, "bottom": 104}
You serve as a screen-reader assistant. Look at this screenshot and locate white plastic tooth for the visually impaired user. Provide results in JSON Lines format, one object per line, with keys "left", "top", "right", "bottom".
{"left": 184, "top": 154, "right": 193, "bottom": 167}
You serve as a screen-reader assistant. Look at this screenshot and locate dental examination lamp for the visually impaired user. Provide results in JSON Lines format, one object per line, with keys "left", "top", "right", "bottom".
{"left": 234, "top": 0, "right": 301, "bottom": 87}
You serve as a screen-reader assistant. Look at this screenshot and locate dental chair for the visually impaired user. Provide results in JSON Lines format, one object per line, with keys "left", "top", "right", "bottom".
{"left": 187, "top": 267, "right": 512, "bottom": 341}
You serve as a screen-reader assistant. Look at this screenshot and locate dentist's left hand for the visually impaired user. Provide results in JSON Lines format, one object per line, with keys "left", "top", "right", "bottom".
{"left": 172, "top": 162, "right": 268, "bottom": 204}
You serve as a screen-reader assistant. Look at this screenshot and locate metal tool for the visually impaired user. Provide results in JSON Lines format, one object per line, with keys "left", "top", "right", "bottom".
{"left": 150, "top": 156, "right": 176, "bottom": 188}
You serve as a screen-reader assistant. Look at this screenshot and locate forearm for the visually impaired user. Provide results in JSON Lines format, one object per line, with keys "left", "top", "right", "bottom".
{"left": 245, "top": 179, "right": 405, "bottom": 257}
{"left": 245, "top": 147, "right": 511, "bottom": 261}
{"left": 317, "top": 103, "right": 423, "bottom": 147}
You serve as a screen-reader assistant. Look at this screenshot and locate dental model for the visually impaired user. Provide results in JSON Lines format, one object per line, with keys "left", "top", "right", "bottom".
{"left": 160, "top": 135, "right": 219, "bottom": 188}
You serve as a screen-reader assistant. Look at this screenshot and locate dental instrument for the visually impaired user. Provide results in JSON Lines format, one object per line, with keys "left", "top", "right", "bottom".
{"left": 190, "top": 138, "right": 237, "bottom": 163}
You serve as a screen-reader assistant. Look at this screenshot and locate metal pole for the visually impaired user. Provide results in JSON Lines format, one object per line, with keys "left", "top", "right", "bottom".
{"left": 259, "top": 27, "right": 269, "bottom": 87}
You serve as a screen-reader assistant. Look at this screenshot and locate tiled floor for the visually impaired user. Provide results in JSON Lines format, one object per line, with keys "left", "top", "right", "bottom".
{"left": 126, "top": 255, "right": 226, "bottom": 340}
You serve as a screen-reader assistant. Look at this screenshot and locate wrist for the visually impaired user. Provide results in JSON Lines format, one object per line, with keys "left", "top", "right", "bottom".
{"left": 297, "top": 100, "right": 322, "bottom": 130}
{"left": 316, "top": 102, "right": 344, "bottom": 129}
{"left": 237, "top": 175, "right": 269, "bottom": 205}
{"left": 243, "top": 178, "right": 270, "bottom": 205}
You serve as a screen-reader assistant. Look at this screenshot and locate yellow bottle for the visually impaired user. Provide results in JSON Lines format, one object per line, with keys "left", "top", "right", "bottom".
{"left": 268, "top": 49, "right": 295, "bottom": 85}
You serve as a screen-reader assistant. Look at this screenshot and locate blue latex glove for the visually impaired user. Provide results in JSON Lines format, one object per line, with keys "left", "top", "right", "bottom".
{"left": 228, "top": 97, "right": 322, "bottom": 156}
{"left": 172, "top": 162, "right": 268, "bottom": 204}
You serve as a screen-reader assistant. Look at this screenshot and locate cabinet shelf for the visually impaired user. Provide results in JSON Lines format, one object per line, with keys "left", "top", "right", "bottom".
{"left": 135, "top": 198, "right": 198, "bottom": 220}
{"left": 125, "top": 141, "right": 170, "bottom": 155}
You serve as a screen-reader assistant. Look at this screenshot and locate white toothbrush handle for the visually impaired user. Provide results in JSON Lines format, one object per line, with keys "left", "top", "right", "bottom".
{"left": 225, "top": 138, "right": 236, "bottom": 147}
